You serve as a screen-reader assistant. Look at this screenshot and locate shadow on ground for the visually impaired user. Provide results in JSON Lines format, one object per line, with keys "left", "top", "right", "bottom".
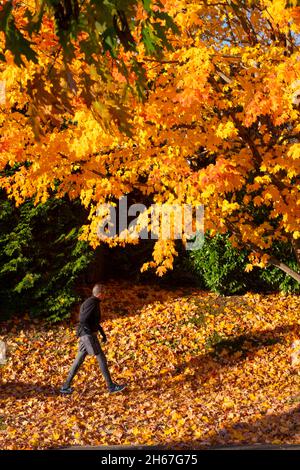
{"left": 0, "top": 382, "right": 60, "bottom": 399}
{"left": 144, "top": 323, "right": 299, "bottom": 387}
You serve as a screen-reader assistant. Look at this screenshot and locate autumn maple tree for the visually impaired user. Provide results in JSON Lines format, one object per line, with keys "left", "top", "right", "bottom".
{"left": 1, "top": 0, "right": 300, "bottom": 281}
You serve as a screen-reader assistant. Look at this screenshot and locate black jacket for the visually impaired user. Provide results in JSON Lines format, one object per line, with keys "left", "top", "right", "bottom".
{"left": 76, "top": 296, "right": 106, "bottom": 339}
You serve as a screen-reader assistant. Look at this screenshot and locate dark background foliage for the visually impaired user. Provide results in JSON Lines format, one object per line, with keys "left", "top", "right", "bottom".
{"left": 0, "top": 193, "right": 93, "bottom": 322}
{"left": 0, "top": 194, "right": 299, "bottom": 323}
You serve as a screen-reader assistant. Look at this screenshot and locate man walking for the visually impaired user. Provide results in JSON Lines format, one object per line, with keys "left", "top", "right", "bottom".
{"left": 60, "top": 283, "right": 126, "bottom": 394}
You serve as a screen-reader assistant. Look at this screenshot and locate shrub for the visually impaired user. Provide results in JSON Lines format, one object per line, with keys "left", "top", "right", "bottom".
{"left": 259, "top": 241, "right": 300, "bottom": 294}
{"left": 189, "top": 233, "right": 252, "bottom": 294}
{"left": 189, "top": 233, "right": 300, "bottom": 295}
{"left": 0, "top": 194, "right": 93, "bottom": 321}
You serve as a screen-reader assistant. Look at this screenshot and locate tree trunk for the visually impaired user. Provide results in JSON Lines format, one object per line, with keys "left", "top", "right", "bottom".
{"left": 292, "top": 238, "right": 300, "bottom": 267}
{"left": 269, "top": 256, "right": 300, "bottom": 283}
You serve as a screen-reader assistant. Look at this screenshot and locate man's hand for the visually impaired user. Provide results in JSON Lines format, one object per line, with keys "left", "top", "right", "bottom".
{"left": 98, "top": 325, "right": 107, "bottom": 343}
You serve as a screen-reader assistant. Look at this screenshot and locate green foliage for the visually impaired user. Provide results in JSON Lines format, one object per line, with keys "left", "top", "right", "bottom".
{"left": 260, "top": 241, "right": 300, "bottom": 294}
{"left": 0, "top": 193, "right": 93, "bottom": 321}
{"left": 189, "top": 233, "right": 250, "bottom": 295}
{"left": 189, "top": 233, "right": 300, "bottom": 295}
{"left": 102, "top": 233, "right": 299, "bottom": 295}
{"left": 0, "top": 1, "right": 177, "bottom": 64}
{"left": 0, "top": 1, "right": 38, "bottom": 65}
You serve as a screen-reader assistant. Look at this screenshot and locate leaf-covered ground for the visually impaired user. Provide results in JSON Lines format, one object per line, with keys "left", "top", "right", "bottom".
{"left": 0, "top": 281, "right": 300, "bottom": 449}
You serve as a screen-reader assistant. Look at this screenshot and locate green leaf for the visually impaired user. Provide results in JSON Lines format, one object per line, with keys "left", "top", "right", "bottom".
{"left": 141, "top": 25, "right": 157, "bottom": 55}
{"left": 102, "top": 27, "right": 118, "bottom": 56}
{"left": 143, "top": 0, "right": 152, "bottom": 12}
{"left": 14, "top": 273, "right": 41, "bottom": 293}
{"left": 25, "top": 0, "right": 45, "bottom": 36}
{"left": 0, "top": 0, "right": 38, "bottom": 66}
{"left": 154, "top": 11, "right": 180, "bottom": 34}
{"left": 286, "top": 0, "right": 300, "bottom": 6}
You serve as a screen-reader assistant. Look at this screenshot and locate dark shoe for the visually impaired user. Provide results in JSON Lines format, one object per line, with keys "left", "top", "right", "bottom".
{"left": 60, "top": 385, "right": 74, "bottom": 395}
{"left": 109, "top": 383, "right": 127, "bottom": 394}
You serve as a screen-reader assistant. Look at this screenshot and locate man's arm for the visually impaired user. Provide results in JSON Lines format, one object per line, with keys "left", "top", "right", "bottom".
{"left": 98, "top": 324, "right": 107, "bottom": 342}
{"left": 97, "top": 301, "right": 107, "bottom": 342}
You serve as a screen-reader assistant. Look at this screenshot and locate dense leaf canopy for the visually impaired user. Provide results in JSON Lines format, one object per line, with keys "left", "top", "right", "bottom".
{"left": 1, "top": 0, "right": 300, "bottom": 277}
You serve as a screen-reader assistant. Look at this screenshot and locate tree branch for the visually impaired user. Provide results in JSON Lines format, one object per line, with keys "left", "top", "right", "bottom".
{"left": 225, "top": 219, "right": 300, "bottom": 284}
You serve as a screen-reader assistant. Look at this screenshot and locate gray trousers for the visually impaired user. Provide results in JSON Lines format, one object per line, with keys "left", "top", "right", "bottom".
{"left": 63, "top": 334, "right": 114, "bottom": 390}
